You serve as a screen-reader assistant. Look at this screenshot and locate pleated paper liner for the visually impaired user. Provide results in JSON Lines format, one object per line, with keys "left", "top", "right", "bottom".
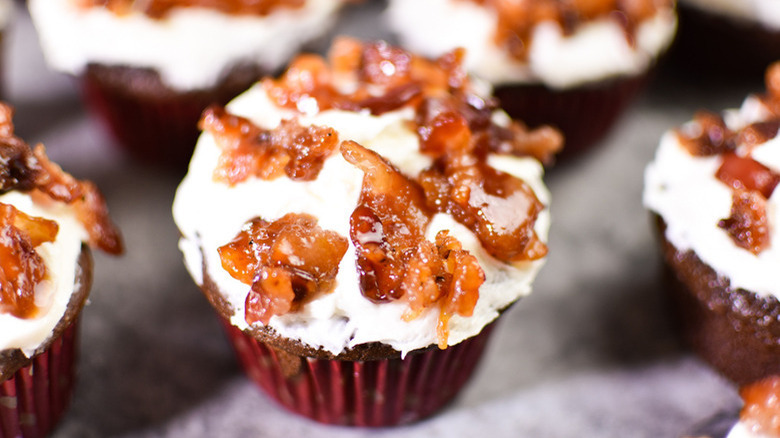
{"left": 79, "top": 63, "right": 264, "bottom": 169}
{"left": 221, "top": 318, "right": 496, "bottom": 427}
{"left": 0, "top": 319, "right": 79, "bottom": 438}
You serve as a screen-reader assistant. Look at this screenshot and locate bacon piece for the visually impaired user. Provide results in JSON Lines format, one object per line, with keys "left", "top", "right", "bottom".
{"left": 716, "top": 152, "right": 780, "bottom": 199}
{"left": 218, "top": 213, "right": 348, "bottom": 325}
{"left": 677, "top": 111, "right": 737, "bottom": 156}
{"left": 739, "top": 376, "right": 780, "bottom": 436}
{"left": 201, "top": 106, "right": 339, "bottom": 185}
{"left": 75, "top": 0, "right": 305, "bottom": 19}
{"left": 718, "top": 189, "right": 771, "bottom": 255}
{"left": 0, "top": 203, "right": 58, "bottom": 319}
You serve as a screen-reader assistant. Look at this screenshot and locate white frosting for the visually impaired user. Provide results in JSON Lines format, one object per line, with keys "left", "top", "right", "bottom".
{"left": 0, "top": 192, "right": 89, "bottom": 357}
{"left": 644, "top": 95, "right": 780, "bottom": 300}
{"left": 386, "top": 0, "right": 677, "bottom": 89}
{"left": 682, "top": 0, "right": 780, "bottom": 30}
{"left": 726, "top": 421, "right": 776, "bottom": 438}
{"left": 173, "top": 84, "right": 550, "bottom": 356}
{"left": 27, "top": 0, "right": 344, "bottom": 91}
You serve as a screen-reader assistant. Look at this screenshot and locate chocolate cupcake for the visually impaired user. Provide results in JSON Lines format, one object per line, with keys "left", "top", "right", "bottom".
{"left": 0, "top": 103, "right": 122, "bottom": 437}
{"left": 386, "top": 0, "right": 677, "bottom": 159}
{"left": 674, "top": 0, "right": 780, "bottom": 79}
{"left": 173, "top": 38, "right": 560, "bottom": 426}
{"left": 27, "top": 0, "right": 347, "bottom": 167}
{"left": 644, "top": 63, "right": 780, "bottom": 386}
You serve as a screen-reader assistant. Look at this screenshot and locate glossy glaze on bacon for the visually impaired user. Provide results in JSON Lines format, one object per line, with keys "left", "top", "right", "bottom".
{"left": 74, "top": 0, "right": 305, "bottom": 19}
{"left": 739, "top": 376, "right": 780, "bottom": 436}
{"left": 0, "top": 103, "right": 123, "bottom": 319}
{"left": 465, "top": 0, "right": 672, "bottom": 60}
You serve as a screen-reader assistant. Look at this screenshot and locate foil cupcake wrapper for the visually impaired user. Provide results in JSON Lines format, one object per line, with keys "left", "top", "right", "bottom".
{"left": 495, "top": 73, "right": 649, "bottom": 161}
{"left": 0, "top": 319, "right": 79, "bottom": 438}
{"left": 221, "top": 319, "right": 496, "bottom": 427}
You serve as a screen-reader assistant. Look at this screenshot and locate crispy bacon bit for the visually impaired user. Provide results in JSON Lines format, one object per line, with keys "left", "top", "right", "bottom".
{"left": 200, "top": 106, "right": 339, "bottom": 185}
{"left": 739, "top": 376, "right": 780, "bottom": 436}
{"left": 718, "top": 189, "right": 771, "bottom": 255}
{"left": 218, "top": 213, "right": 348, "bottom": 325}
{"left": 402, "top": 231, "right": 484, "bottom": 349}
{"left": 342, "top": 141, "right": 431, "bottom": 302}
{"left": 0, "top": 203, "right": 58, "bottom": 319}
{"left": 762, "top": 63, "right": 780, "bottom": 116}
{"left": 74, "top": 0, "right": 305, "bottom": 19}
{"left": 716, "top": 153, "right": 780, "bottom": 199}
{"left": 738, "top": 121, "right": 780, "bottom": 150}
{"left": 677, "top": 111, "right": 736, "bottom": 156}
{"left": 468, "top": 0, "right": 668, "bottom": 60}
{"left": 342, "top": 140, "right": 485, "bottom": 347}
{"left": 419, "top": 159, "right": 547, "bottom": 262}
{"left": 0, "top": 104, "right": 122, "bottom": 256}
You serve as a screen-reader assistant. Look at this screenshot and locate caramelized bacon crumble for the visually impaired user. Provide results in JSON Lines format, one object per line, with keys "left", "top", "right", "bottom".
{"left": 75, "top": 0, "right": 305, "bottom": 19}
{"left": 676, "top": 64, "right": 780, "bottom": 255}
{"left": 466, "top": 0, "right": 671, "bottom": 60}
{"left": 213, "top": 39, "right": 552, "bottom": 344}
{"left": 739, "top": 376, "right": 780, "bottom": 436}
{"left": 201, "top": 106, "right": 339, "bottom": 185}
{"left": 0, "top": 203, "right": 58, "bottom": 319}
{"left": 218, "top": 213, "right": 348, "bottom": 324}
{"left": 0, "top": 103, "right": 123, "bottom": 319}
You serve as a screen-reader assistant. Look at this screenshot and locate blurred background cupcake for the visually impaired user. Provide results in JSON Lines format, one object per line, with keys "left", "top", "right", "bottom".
{"left": 0, "top": 0, "right": 12, "bottom": 97}
{"left": 386, "top": 0, "right": 677, "bottom": 160}
{"left": 27, "top": 0, "right": 348, "bottom": 168}
{"left": 673, "top": 0, "right": 780, "bottom": 81}
{"left": 173, "top": 38, "right": 559, "bottom": 426}
{"left": 0, "top": 103, "right": 122, "bottom": 437}
{"left": 644, "top": 63, "right": 780, "bottom": 386}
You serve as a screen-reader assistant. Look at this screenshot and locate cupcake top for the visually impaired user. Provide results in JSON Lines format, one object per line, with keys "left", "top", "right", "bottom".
{"left": 173, "top": 38, "right": 560, "bottom": 356}
{"left": 681, "top": 0, "right": 780, "bottom": 31}
{"left": 386, "top": 0, "right": 677, "bottom": 89}
{"left": 0, "top": 104, "right": 122, "bottom": 366}
{"left": 644, "top": 63, "right": 780, "bottom": 301}
{"left": 725, "top": 376, "right": 780, "bottom": 438}
{"left": 28, "top": 0, "right": 346, "bottom": 91}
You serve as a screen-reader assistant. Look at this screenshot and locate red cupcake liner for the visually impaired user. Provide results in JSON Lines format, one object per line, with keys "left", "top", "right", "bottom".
{"left": 0, "top": 319, "right": 79, "bottom": 438}
{"left": 221, "top": 318, "right": 496, "bottom": 427}
{"left": 494, "top": 73, "right": 649, "bottom": 161}
{"left": 79, "top": 75, "right": 210, "bottom": 169}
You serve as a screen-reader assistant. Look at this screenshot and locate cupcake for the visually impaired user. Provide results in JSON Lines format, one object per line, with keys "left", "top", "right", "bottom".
{"left": 386, "top": 0, "right": 677, "bottom": 159}
{"left": 0, "top": 0, "right": 12, "bottom": 96}
{"left": 0, "top": 103, "right": 122, "bottom": 437}
{"left": 173, "top": 38, "right": 560, "bottom": 426}
{"left": 674, "top": 0, "right": 780, "bottom": 79}
{"left": 27, "top": 0, "right": 347, "bottom": 167}
{"left": 644, "top": 63, "right": 780, "bottom": 385}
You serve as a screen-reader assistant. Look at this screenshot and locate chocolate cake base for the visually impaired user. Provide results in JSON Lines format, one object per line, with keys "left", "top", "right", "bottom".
{"left": 81, "top": 63, "right": 264, "bottom": 168}
{"left": 657, "top": 218, "right": 780, "bottom": 385}
{"left": 494, "top": 72, "right": 650, "bottom": 161}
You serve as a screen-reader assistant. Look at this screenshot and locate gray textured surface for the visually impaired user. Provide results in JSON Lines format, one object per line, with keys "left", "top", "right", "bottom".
{"left": 4, "top": 2, "right": 757, "bottom": 437}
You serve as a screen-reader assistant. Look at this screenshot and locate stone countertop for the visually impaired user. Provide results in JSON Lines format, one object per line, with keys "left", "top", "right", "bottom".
{"left": 5, "top": 2, "right": 755, "bottom": 437}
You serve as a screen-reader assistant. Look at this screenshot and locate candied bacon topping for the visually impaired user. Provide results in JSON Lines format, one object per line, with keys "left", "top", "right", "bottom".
{"left": 200, "top": 106, "right": 339, "bottom": 185}
{"left": 74, "top": 0, "right": 305, "bottom": 19}
{"left": 218, "top": 213, "right": 348, "bottom": 325}
{"left": 466, "top": 0, "right": 671, "bottom": 60}
{"left": 676, "top": 111, "right": 736, "bottom": 157}
{"left": 342, "top": 141, "right": 489, "bottom": 348}
{"left": 0, "top": 203, "right": 58, "bottom": 319}
{"left": 739, "top": 376, "right": 780, "bottom": 435}
{"left": 0, "top": 104, "right": 122, "bottom": 255}
{"left": 716, "top": 153, "right": 780, "bottom": 199}
{"left": 718, "top": 190, "right": 770, "bottom": 255}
